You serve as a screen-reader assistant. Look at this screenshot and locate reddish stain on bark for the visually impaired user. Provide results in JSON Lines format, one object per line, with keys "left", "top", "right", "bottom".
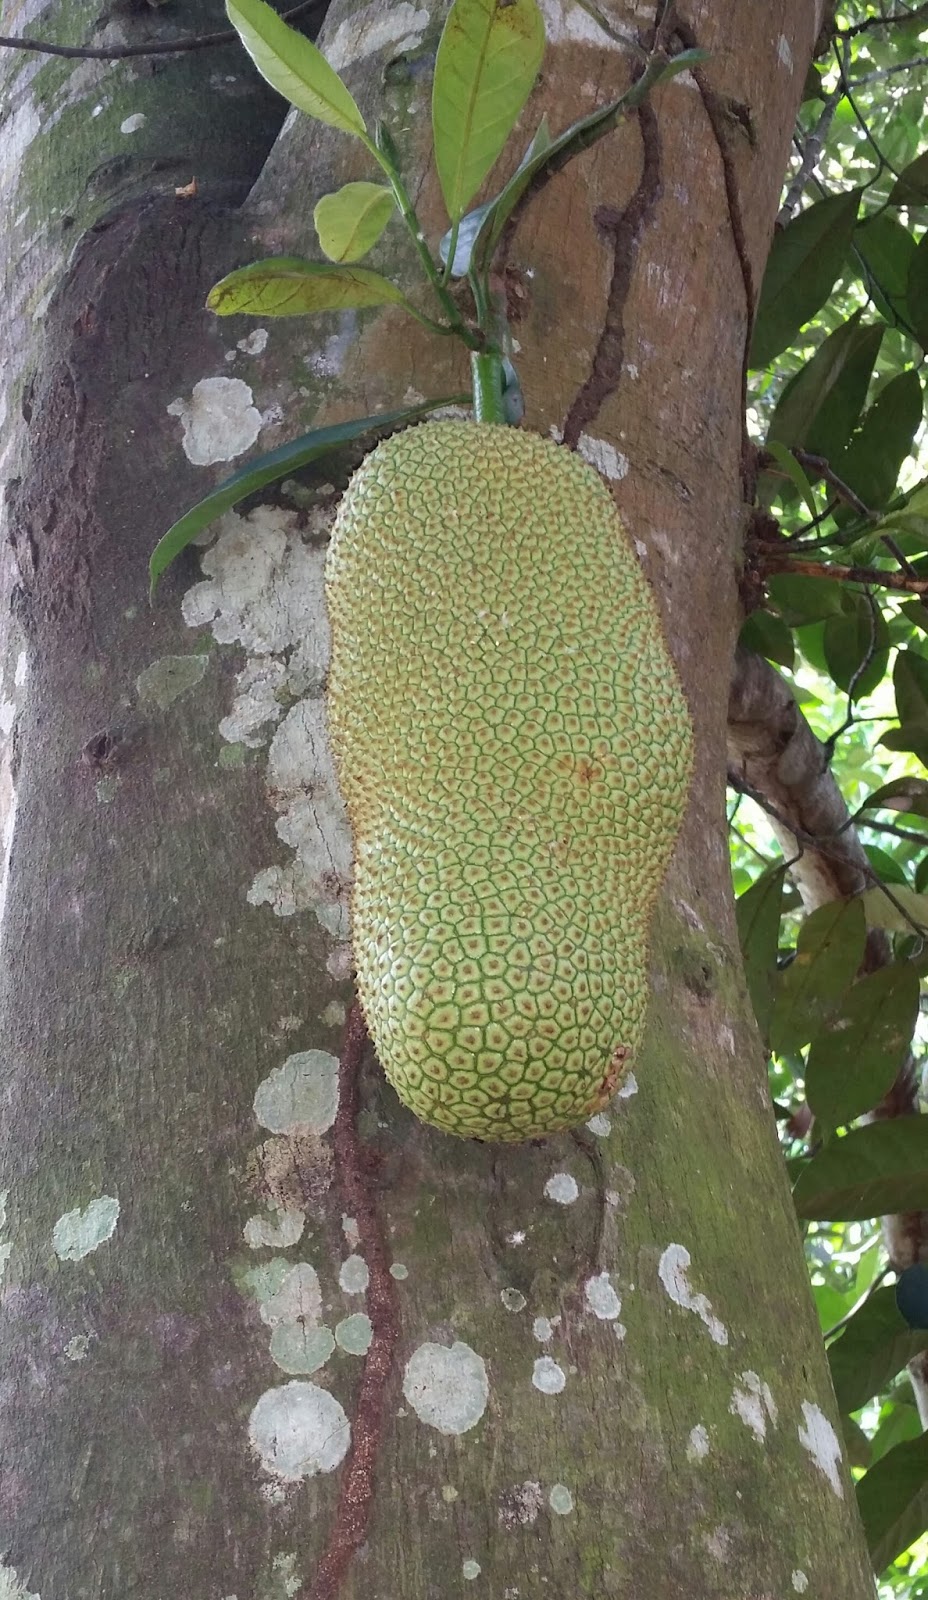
{"left": 309, "top": 1001, "right": 399, "bottom": 1600}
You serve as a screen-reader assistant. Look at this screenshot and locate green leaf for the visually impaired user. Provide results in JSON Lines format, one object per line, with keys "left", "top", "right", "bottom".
{"left": 150, "top": 396, "right": 463, "bottom": 595}
{"left": 226, "top": 0, "right": 366, "bottom": 136}
{"left": 875, "top": 483, "right": 928, "bottom": 546}
{"left": 206, "top": 258, "right": 410, "bottom": 317}
{"left": 889, "top": 151, "right": 928, "bottom": 209}
{"left": 829, "top": 1287, "right": 928, "bottom": 1413}
{"left": 761, "top": 441, "right": 819, "bottom": 524}
{"left": 749, "top": 190, "right": 861, "bottom": 368}
{"left": 853, "top": 215, "right": 917, "bottom": 330}
{"left": 858, "top": 884, "right": 928, "bottom": 935}
{"left": 767, "top": 314, "right": 883, "bottom": 463}
{"left": 894, "top": 647, "right": 928, "bottom": 725}
{"left": 805, "top": 963, "right": 920, "bottom": 1131}
{"left": 767, "top": 573, "right": 844, "bottom": 625}
{"left": 823, "top": 591, "right": 889, "bottom": 699}
{"left": 863, "top": 844, "right": 910, "bottom": 887}
{"left": 769, "top": 898, "right": 866, "bottom": 1056}
{"left": 738, "top": 609, "right": 795, "bottom": 668}
{"left": 859, "top": 777, "right": 928, "bottom": 820}
{"left": 907, "top": 232, "right": 928, "bottom": 350}
{"left": 870, "top": 1401, "right": 922, "bottom": 1465}
{"left": 313, "top": 182, "right": 396, "bottom": 264}
{"left": 793, "top": 1119, "right": 928, "bottom": 1220}
{"left": 857, "top": 1433, "right": 928, "bottom": 1573}
{"left": 832, "top": 370, "right": 923, "bottom": 518}
{"left": 735, "top": 864, "right": 787, "bottom": 1043}
{"left": 432, "top": 0, "right": 545, "bottom": 221}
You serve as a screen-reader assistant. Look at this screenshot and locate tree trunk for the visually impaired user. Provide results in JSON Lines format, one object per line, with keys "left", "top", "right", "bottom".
{"left": 0, "top": 2, "right": 877, "bottom": 1597}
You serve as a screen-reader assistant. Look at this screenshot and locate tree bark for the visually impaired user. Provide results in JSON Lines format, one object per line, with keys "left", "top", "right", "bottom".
{"left": 0, "top": 2, "right": 877, "bottom": 1597}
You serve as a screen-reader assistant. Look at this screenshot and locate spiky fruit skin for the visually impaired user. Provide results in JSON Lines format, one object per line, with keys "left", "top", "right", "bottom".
{"left": 326, "top": 422, "right": 693, "bottom": 1141}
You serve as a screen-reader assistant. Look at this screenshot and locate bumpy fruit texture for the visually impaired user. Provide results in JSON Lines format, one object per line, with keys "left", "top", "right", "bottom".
{"left": 326, "top": 422, "right": 692, "bottom": 1141}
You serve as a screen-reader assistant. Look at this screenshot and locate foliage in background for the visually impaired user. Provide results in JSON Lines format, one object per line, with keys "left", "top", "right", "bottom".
{"left": 733, "top": 5, "right": 928, "bottom": 1592}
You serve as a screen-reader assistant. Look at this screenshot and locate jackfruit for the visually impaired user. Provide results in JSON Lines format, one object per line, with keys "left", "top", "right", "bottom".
{"left": 326, "top": 421, "right": 692, "bottom": 1141}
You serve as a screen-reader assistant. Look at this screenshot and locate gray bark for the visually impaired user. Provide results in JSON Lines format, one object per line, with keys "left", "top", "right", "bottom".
{"left": 0, "top": 2, "right": 877, "bottom": 1597}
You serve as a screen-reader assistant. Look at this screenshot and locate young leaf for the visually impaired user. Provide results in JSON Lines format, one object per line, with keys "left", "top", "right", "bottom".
{"left": 857, "top": 1433, "right": 928, "bottom": 1573}
{"left": 150, "top": 396, "right": 464, "bottom": 595}
{"left": 828, "top": 1287, "right": 928, "bottom": 1413}
{"left": 749, "top": 190, "right": 861, "bottom": 368}
{"left": 207, "top": 258, "right": 410, "bottom": 317}
{"left": 793, "top": 1118, "right": 928, "bottom": 1220}
{"left": 768, "top": 898, "right": 866, "bottom": 1056}
{"left": 432, "top": 0, "right": 545, "bottom": 221}
{"left": 735, "top": 864, "right": 787, "bottom": 1043}
{"left": 805, "top": 962, "right": 920, "bottom": 1132}
{"left": 314, "top": 182, "right": 396, "bottom": 263}
{"left": 226, "top": 0, "right": 366, "bottom": 136}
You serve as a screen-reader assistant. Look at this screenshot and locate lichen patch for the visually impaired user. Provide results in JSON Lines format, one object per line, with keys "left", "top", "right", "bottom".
{"left": 544, "top": 1172, "right": 579, "bottom": 1205}
{"left": 729, "top": 1372, "right": 777, "bottom": 1442}
{"left": 249, "top": 1381, "right": 350, "bottom": 1478}
{"left": 135, "top": 654, "right": 208, "bottom": 710}
{"left": 253, "top": 1051, "right": 339, "bottom": 1135}
{"left": 584, "top": 1271, "right": 621, "bottom": 1320}
{"left": 403, "top": 1341, "right": 489, "bottom": 1435}
{"left": 338, "top": 1253, "right": 369, "bottom": 1295}
{"left": 52, "top": 1195, "right": 120, "bottom": 1261}
{"left": 167, "top": 377, "right": 263, "bottom": 466}
{"left": 532, "top": 1356, "right": 566, "bottom": 1395}
{"left": 325, "top": 3, "right": 429, "bottom": 69}
{"left": 243, "top": 1208, "right": 305, "bottom": 1249}
{"left": 657, "top": 1243, "right": 728, "bottom": 1345}
{"left": 259, "top": 1263, "right": 323, "bottom": 1328}
{"left": 798, "top": 1401, "right": 844, "bottom": 1498}
{"left": 686, "top": 1423, "right": 710, "bottom": 1461}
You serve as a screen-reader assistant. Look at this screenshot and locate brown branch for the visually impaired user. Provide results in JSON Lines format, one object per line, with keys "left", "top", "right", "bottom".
{"left": 311, "top": 1001, "right": 399, "bottom": 1600}
{"left": 562, "top": 97, "right": 661, "bottom": 448}
{"left": 759, "top": 552, "right": 928, "bottom": 596}
{"left": 0, "top": 1, "right": 321, "bottom": 60}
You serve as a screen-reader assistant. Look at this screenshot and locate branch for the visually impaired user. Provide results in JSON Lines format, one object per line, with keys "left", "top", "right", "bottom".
{"left": 0, "top": 1, "right": 322, "bottom": 60}
{"left": 837, "top": 1, "right": 928, "bottom": 36}
{"left": 758, "top": 553, "right": 928, "bottom": 596}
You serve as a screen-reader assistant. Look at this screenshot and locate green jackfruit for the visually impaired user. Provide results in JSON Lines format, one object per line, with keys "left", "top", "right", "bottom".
{"left": 326, "top": 422, "right": 692, "bottom": 1141}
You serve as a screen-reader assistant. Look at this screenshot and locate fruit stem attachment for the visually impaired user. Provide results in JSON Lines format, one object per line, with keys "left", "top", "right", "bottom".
{"left": 471, "top": 351, "right": 508, "bottom": 424}
{"left": 361, "top": 133, "right": 482, "bottom": 352}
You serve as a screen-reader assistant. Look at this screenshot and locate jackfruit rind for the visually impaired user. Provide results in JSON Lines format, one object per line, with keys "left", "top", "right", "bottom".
{"left": 326, "top": 422, "right": 693, "bottom": 1141}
